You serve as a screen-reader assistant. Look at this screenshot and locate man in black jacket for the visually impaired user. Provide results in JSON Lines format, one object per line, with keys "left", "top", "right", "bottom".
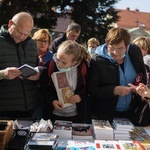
{"left": 50, "top": 22, "right": 81, "bottom": 54}
{"left": 0, "top": 12, "right": 43, "bottom": 120}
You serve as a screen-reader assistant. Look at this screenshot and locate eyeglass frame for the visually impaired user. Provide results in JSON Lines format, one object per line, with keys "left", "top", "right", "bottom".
{"left": 36, "top": 39, "right": 49, "bottom": 44}
{"left": 12, "top": 22, "right": 30, "bottom": 37}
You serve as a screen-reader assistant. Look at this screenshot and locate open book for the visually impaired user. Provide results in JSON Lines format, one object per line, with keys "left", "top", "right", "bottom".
{"left": 18, "top": 64, "right": 45, "bottom": 79}
{"left": 51, "top": 71, "right": 73, "bottom": 108}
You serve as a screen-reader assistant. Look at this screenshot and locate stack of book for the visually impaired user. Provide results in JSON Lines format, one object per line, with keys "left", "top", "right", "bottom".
{"left": 27, "top": 132, "right": 59, "bottom": 149}
{"left": 53, "top": 120, "right": 72, "bottom": 138}
{"left": 112, "top": 118, "right": 134, "bottom": 140}
{"left": 92, "top": 119, "right": 114, "bottom": 140}
{"left": 130, "top": 126, "right": 150, "bottom": 150}
{"left": 72, "top": 123, "right": 93, "bottom": 140}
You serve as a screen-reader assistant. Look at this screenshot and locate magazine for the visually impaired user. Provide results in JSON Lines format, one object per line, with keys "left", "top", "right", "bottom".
{"left": 51, "top": 71, "right": 73, "bottom": 108}
{"left": 119, "top": 140, "right": 145, "bottom": 150}
{"left": 130, "top": 127, "right": 150, "bottom": 143}
{"left": 72, "top": 123, "right": 93, "bottom": 140}
{"left": 95, "top": 140, "right": 121, "bottom": 150}
{"left": 53, "top": 120, "right": 72, "bottom": 138}
{"left": 28, "top": 132, "right": 58, "bottom": 149}
{"left": 67, "top": 140, "right": 95, "bottom": 150}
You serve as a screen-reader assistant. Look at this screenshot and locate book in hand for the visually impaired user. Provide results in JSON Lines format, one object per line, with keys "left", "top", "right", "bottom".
{"left": 27, "top": 132, "right": 58, "bottom": 149}
{"left": 72, "top": 123, "right": 93, "bottom": 140}
{"left": 18, "top": 64, "right": 39, "bottom": 79}
{"left": 51, "top": 71, "right": 73, "bottom": 108}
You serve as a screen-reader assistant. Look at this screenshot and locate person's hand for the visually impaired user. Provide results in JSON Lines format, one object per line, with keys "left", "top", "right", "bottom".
{"left": 27, "top": 73, "right": 40, "bottom": 81}
{"left": 114, "top": 86, "right": 132, "bottom": 96}
{"left": 67, "top": 94, "right": 81, "bottom": 104}
{"left": 128, "top": 83, "right": 150, "bottom": 100}
{"left": 52, "top": 100, "right": 63, "bottom": 110}
{"left": 3, "top": 67, "right": 21, "bottom": 80}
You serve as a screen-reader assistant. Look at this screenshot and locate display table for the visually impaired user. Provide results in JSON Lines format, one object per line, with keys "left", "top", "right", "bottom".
{"left": 5, "top": 120, "right": 150, "bottom": 150}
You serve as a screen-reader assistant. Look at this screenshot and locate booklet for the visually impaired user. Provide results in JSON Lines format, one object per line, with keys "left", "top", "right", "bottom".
{"left": 51, "top": 71, "right": 73, "bottom": 108}
{"left": 18, "top": 64, "right": 45, "bottom": 79}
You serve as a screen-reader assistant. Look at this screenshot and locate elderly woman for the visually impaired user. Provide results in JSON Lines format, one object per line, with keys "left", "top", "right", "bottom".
{"left": 88, "top": 27, "right": 147, "bottom": 125}
{"left": 32, "top": 29, "right": 53, "bottom": 66}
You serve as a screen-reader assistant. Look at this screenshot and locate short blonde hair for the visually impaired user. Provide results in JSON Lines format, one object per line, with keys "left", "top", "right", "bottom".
{"left": 132, "top": 36, "right": 150, "bottom": 54}
{"left": 87, "top": 37, "right": 99, "bottom": 46}
{"left": 32, "top": 29, "right": 52, "bottom": 49}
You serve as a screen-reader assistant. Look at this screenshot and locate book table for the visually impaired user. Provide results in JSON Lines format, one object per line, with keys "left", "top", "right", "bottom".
{"left": 4, "top": 120, "right": 150, "bottom": 150}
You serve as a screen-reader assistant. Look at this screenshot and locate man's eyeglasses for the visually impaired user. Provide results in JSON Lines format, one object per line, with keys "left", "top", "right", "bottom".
{"left": 37, "top": 39, "right": 49, "bottom": 44}
{"left": 12, "top": 22, "right": 29, "bottom": 37}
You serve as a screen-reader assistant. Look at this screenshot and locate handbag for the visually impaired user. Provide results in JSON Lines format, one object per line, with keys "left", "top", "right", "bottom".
{"left": 131, "top": 73, "right": 150, "bottom": 126}
{"left": 130, "top": 101, "right": 150, "bottom": 126}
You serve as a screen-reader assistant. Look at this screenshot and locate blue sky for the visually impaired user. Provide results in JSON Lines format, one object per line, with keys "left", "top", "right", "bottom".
{"left": 114, "top": 0, "right": 150, "bottom": 13}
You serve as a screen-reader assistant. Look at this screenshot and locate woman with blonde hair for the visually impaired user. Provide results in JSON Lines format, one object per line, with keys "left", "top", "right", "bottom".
{"left": 133, "top": 37, "right": 150, "bottom": 85}
{"left": 33, "top": 29, "right": 53, "bottom": 66}
{"left": 39, "top": 40, "right": 90, "bottom": 123}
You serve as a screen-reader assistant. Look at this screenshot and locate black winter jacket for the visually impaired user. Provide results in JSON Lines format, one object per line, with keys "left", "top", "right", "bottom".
{"left": 88, "top": 44, "right": 147, "bottom": 122}
{"left": 39, "top": 59, "right": 88, "bottom": 123}
{"left": 50, "top": 33, "right": 67, "bottom": 54}
{"left": 0, "top": 25, "right": 43, "bottom": 112}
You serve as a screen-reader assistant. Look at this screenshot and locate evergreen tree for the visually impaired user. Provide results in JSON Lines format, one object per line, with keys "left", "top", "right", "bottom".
{"left": 56, "top": 0, "right": 120, "bottom": 43}
{"left": 0, "top": 0, "right": 120, "bottom": 43}
{"left": 0, "top": 0, "right": 57, "bottom": 30}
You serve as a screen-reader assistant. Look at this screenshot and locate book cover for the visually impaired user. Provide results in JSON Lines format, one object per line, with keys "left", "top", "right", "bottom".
{"left": 51, "top": 71, "right": 73, "bottom": 108}
{"left": 119, "top": 140, "right": 145, "bottom": 150}
{"left": 92, "top": 119, "right": 113, "bottom": 131}
{"left": 130, "top": 127, "right": 150, "bottom": 143}
{"left": 53, "top": 120, "right": 72, "bottom": 133}
{"left": 28, "top": 140, "right": 58, "bottom": 149}
{"left": 28, "top": 132, "right": 58, "bottom": 149}
{"left": 31, "top": 132, "right": 58, "bottom": 141}
{"left": 141, "top": 143, "right": 150, "bottom": 150}
{"left": 95, "top": 140, "right": 121, "bottom": 150}
{"left": 18, "top": 64, "right": 39, "bottom": 79}
{"left": 72, "top": 123, "right": 93, "bottom": 140}
{"left": 67, "top": 146, "right": 95, "bottom": 150}
{"left": 67, "top": 140, "right": 95, "bottom": 150}
{"left": 113, "top": 118, "right": 134, "bottom": 129}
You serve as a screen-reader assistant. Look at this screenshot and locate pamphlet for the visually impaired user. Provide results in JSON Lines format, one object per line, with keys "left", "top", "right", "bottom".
{"left": 51, "top": 71, "right": 73, "bottom": 108}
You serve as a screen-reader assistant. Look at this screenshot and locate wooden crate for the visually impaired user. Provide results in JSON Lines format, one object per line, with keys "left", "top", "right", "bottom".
{"left": 0, "top": 120, "right": 13, "bottom": 150}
